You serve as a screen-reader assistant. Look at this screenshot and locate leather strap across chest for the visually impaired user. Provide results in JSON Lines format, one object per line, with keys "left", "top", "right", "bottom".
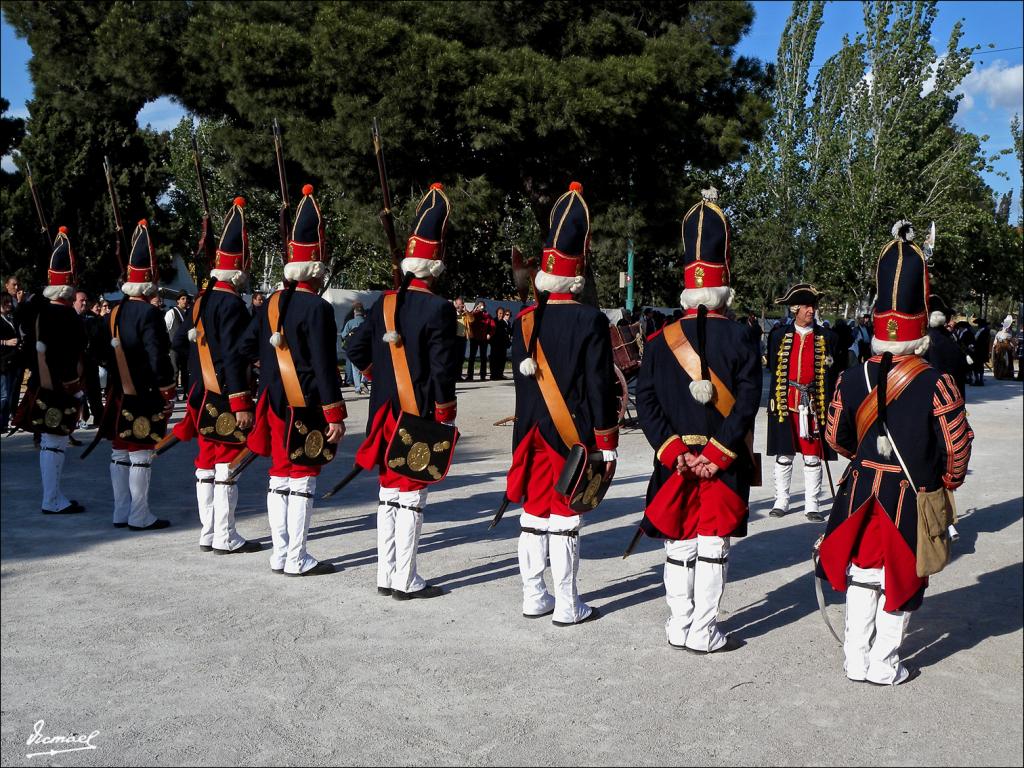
{"left": 267, "top": 291, "right": 306, "bottom": 408}
{"left": 521, "top": 310, "right": 580, "bottom": 449}
{"left": 382, "top": 293, "right": 420, "bottom": 416}
{"left": 192, "top": 296, "right": 220, "bottom": 394}
{"left": 854, "top": 356, "right": 929, "bottom": 446}
{"left": 662, "top": 321, "right": 735, "bottom": 418}
{"left": 109, "top": 305, "right": 137, "bottom": 396}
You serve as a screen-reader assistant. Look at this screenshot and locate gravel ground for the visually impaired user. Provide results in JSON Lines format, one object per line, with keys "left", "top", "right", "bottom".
{"left": 1, "top": 374, "right": 1021, "bottom": 766}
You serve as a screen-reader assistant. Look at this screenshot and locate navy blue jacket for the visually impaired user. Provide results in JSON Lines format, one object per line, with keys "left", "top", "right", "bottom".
{"left": 103, "top": 297, "right": 174, "bottom": 398}
{"left": 21, "top": 295, "right": 85, "bottom": 390}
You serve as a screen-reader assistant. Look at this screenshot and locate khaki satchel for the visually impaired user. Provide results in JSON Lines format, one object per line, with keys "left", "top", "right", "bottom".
{"left": 862, "top": 363, "right": 956, "bottom": 578}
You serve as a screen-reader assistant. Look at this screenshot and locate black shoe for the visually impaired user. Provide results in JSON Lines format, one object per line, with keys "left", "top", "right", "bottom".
{"left": 768, "top": 507, "right": 788, "bottom": 518}
{"left": 284, "top": 561, "right": 335, "bottom": 577}
{"left": 377, "top": 587, "right": 393, "bottom": 596}
{"left": 684, "top": 634, "right": 744, "bottom": 654}
{"left": 199, "top": 544, "right": 213, "bottom": 552}
{"left": 392, "top": 584, "right": 444, "bottom": 600}
{"left": 805, "top": 510, "right": 825, "bottom": 522}
{"left": 128, "top": 518, "right": 171, "bottom": 531}
{"left": 214, "top": 540, "right": 264, "bottom": 555}
{"left": 523, "top": 607, "right": 555, "bottom": 619}
{"left": 867, "top": 666, "right": 920, "bottom": 687}
{"left": 553, "top": 606, "right": 601, "bottom": 627}
{"left": 113, "top": 522, "right": 129, "bottom": 528}
{"left": 42, "top": 501, "right": 85, "bottom": 514}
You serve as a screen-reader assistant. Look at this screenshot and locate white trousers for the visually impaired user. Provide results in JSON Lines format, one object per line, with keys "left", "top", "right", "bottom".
{"left": 547, "top": 514, "right": 591, "bottom": 624}
{"left": 664, "top": 538, "right": 698, "bottom": 646}
{"left": 266, "top": 476, "right": 291, "bottom": 570}
{"left": 110, "top": 448, "right": 156, "bottom": 527}
{"left": 377, "top": 486, "right": 428, "bottom": 593}
{"left": 844, "top": 565, "right": 912, "bottom": 684}
{"left": 518, "top": 512, "right": 555, "bottom": 616}
{"left": 685, "top": 535, "right": 730, "bottom": 652}
{"left": 213, "top": 462, "right": 245, "bottom": 551}
{"left": 39, "top": 433, "right": 71, "bottom": 512}
{"left": 195, "top": 468, "right": 215, "bottom": 547}
{"left": 284, "top": 476, "right": 318, "bottom": 574}
{"left": 773, "top": 454, "right": 823, "bottom": 513}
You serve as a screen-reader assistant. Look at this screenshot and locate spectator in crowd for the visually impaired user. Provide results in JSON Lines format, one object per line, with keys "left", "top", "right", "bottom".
{"left": 451, "top": 295, "right": 469, "bottom": 376}
{"left": 251, "top": 291, "right": 265, "bottom": 315}
{"left": 953, "top": 317, "right": 977, "bottom": 385}
{"left": 97, "top": 299, "right": 111, "bottom": 317}
{"left": 73, "top": 290, "right": 106, "bottom": 429}
{"left": 3, "top": 276, "right": 26, "bottom": 421}
{"left": 0, "top": 292, "right": 22, "bottom": 432}
{"left": 489, "top": 306, "right": 512, "bottom": 380}
{"left": 341, "top": 301, "right": 368, "bottom": 394}
{"left": 464, "top": 300, "right": 493, "bottom": 381}
{"left": 972, "top": 317, "right": 991, "bottom": 386}
{"left": 5, "top": 275, "right": 21, "bottom": 310}
{"left": 854, "top": 313, "right": 872, "bottom": 362}
{"left": 640, "top": 307, "right": 655, "bottom": 338}
{"left": 150, "top": 294, "right": 163, "bottom": 309}
{"left": 164, "top": 291, "right": 191, "bottom": 401}
{"left": 831, "top": 317, "right": 855, "bottom": 370}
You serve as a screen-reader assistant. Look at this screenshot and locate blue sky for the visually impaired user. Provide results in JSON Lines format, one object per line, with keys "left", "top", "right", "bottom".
{"left": 3, "top": 2, "right": 1022, "bottom": 207}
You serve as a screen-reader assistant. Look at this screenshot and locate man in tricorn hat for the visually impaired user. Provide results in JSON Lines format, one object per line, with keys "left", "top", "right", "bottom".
{"left": 346, "top": 182, "right": 461, "bottom": 600}
{"left": 635, "top": 188, "right": 761, "bottom": 653}
{"left": 924, "top": 294, "right": 968, "bottom": 398}
{"left": 503, "top": 181, "right": 619, "bottom": 626}
{"left": 227, "top": 185, "right": 345, "bottom": 577}
{"left": 766, "top": 283, "right": 843, "bottom": 521}
{"left": 818, "top": 220, "right": 973, "bottom": 685}
{"left": 171, "top": 197, "right": 262, "bottom": 555}
{"left": 17, "top": 226, "right": 87, "bottom": 514}
{"left": 105, "top": 220, "right": 176, "bottom": 531}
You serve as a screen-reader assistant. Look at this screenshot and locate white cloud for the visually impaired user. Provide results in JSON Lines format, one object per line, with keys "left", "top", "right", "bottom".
{"left": 957, "top": 60, "right": 1024, "bottom": 112}
{"left": 1, "top": 154, "right": 15, "bottom": 173}
{"left": 136, "top": 96, "right": 190, "bottom": 133}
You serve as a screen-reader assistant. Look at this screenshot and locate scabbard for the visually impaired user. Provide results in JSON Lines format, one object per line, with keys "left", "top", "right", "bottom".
{"left": 80, "top": 431, "right": 105, "bottom": 460}
{"left": 226, "top": 448, "right": 257, "bottom": 481}
{"left": 322, "top": 464, "right": 363, "bottom": 499}
{"left": 154, "top": 433, "right": 180, "bottom": 457}
{"left": 488, "top": 497, "right": 511, "bottom": 529}
{"left": 622, "top": 525, "right": 644, "bottom": 559}
{"left": 812, "top": 548, "right": 843, "bottom": 646}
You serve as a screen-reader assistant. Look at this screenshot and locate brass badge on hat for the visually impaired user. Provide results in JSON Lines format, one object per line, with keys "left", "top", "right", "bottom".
{"left": 694, "top": 266, "right": 705, "bottom": 288}
{"left": 887, "top": 318, "right": 898, "bottom": 341}
{"left": 547, "top": 253, "right": 556, "bottom": 271}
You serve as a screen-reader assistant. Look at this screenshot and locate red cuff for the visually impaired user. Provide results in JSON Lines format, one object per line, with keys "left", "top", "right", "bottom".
{"left": 701, "top": 438, "right": 737, "bottom": 471}
{"left": 656, "top": 436, "right": 686, "bottom": 469}
{"left": 322, "top": 401, "right": 347, "bottom": 424}
{"left": 435, "top": 400, "right": 457, "bottom": 423}
{"left": 228, "top": 392, "right": 254, "bottom": 413}
{"left": 594, "top": 426, "right": 619, "bottom": 451}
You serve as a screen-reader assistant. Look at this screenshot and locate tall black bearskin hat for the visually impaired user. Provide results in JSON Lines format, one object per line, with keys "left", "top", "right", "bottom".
{"left": 775, "top": 283, "right": 823, "bottom": 309}
{"left": 535, "top": 181, "right": 589, "bottom": 296}
{"left": 122, "top": 219, "right": 158, "bottom": 298}
{"left": 680, "top": 187, "right": 732, "bottom": 310}
{"left": 212, "top": 197, "right": 251, "bottom": 282}
{"left": 402, "top": 182, "right": 450, "bottom": 279}
{"left": 284, "top": 184, "right": 326, "bottom": 283}
{"left": 872, "top": 220, "right": 930, "bottom": 356}
{"left": 43, "top": 226, "right": 77, "bottom": 301}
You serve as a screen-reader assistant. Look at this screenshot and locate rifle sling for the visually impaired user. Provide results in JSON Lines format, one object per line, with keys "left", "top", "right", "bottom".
{"left": 267, "top": 292, "right": 306, "bottom": 408}
{"left": 854, "top": 356, "right": 929, "bottom": 447}
{"left": 382, "top": 293, "right": 419, "bottom": 416}
{"left": 109, "top": 305, "right": 137, "bottom": 397}
{"left": 192, "top": 296, "right": 220, "bottom": 394}
{"left": 521, "top": 311, "right": 580, "bottom": 450}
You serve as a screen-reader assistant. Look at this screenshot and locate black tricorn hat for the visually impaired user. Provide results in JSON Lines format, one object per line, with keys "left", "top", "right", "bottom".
{"left": 929, "top": 293, "right": 952, "bottom": 319}
{"left": 775, "top": 283, "right": 823, "bottom": 307}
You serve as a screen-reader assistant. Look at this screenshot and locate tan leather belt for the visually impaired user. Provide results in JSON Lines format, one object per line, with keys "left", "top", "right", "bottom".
{"left": 662, "top": 321, "right": 735, "bottom": 418}
{"left": 382, "top": 293, "right": 420, "bottom": 416}
{"left": 854, "top": 356, "right": 929, "bottom": 446}
{"left": 192, "top": 297, "right": 220, "bottom": 394}
{"left": 267, "top": 291, "right": 306, "bottom": 407}
{"left": 109, "top": 305, "right": 136, "bottom": 396}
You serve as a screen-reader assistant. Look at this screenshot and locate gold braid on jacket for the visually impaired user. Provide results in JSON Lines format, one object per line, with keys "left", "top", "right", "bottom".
{"left": 774, "top": 330, "right": 828, "bottom": 423}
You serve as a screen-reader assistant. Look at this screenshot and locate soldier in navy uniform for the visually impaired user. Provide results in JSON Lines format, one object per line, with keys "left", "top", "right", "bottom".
{"left": 635, "top": 188, "right": 761, "bottom": 653}
{"left": 106, "top": 221, "right": 175, "bottom": 531}
{"left": 766, "top": 284, "right": 843, "bottom": 521}
{"left": 347, "top": 183, "right": 460, "bottom": 600}
{"left": 172, "top": 197, "right": 262, "bottom": 555}
{"left": 819, "top": 220, "right": 973, "bottom": 686}
{"left": 924, "top": 294, "right": 968, "bottom": 398}
{"left": 227, "top": 185, "right": 345, "bottom": 577}
{"left": 504, "top": 181, "right": 619, "bottom": 626}
{"left": 19, "top": 227, "right": 86, "bottom": 514}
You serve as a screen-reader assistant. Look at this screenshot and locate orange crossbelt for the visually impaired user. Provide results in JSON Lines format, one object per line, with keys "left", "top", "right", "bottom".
{"left": 662, "top": 320, "right": 735, "bottom": 418}
{"left": 267, "top": 291, "right": 306, "bottom": 407}
{"left": 192, "top": 298, "right": 220, "bottom": 394}
{"left": 109, "top": 305, "right": 137, "bottom": 396}
{"left": 382, "top": 293, "right": 420, "bottom": 416}
{"left": 855, "top": 356, "right": 929, "bottom": 446}
{"left": 521, "top": 311, "right": 580, "bottom": 449}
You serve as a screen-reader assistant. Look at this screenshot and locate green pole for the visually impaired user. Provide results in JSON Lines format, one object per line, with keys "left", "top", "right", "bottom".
{"left": 626, "top": 238, "right": 635, "bottom": 312}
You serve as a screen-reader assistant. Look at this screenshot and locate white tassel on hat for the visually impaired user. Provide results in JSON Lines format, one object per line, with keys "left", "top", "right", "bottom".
{"left": 382, "top": 331, "right": 400, "bottom": 344}
{"left": 891, "top": 219, "right": 915, "bottom": 241}
{"left": 876, "top": 435, "right": 893, "bottom": 459}
{"left": 36, "top": 341, "right": 47, "bottom": 353}
{"left": 188, "top": 328, "right": 198, "bottom": 343}
{"left": 519, "top": 357, "right": 538, "bottom": 377}
{"left": 689, "top": 379, "right": 714, "bottom": 404}
{"left": 701, "top": 186, "right": 719, "bottom": 202}
{"left": 269, "top": 332, "right": 283, "bottom": 348}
